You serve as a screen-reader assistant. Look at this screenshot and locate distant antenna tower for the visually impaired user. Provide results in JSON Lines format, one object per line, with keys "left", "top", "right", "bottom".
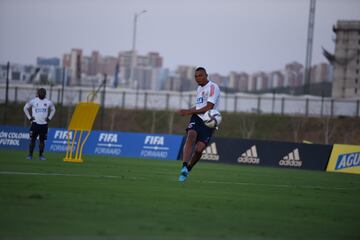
{"left": 304, "top": 0, "right": 316, "bottom": 95}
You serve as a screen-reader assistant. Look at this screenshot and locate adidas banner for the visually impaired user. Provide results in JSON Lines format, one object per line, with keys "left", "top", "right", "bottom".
{"left": 186, "top": 137, "right": 332, "bottom": 171}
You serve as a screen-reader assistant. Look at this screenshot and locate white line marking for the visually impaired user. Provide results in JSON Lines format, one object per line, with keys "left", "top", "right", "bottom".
{"left": 0, "top": 171, "right": 357, "bottom": 191}
{"left": 0, "top": 171, "right": 137, "bottom": 180}
{"left": 198, "top": 180, "right": 355, "bottom": 191}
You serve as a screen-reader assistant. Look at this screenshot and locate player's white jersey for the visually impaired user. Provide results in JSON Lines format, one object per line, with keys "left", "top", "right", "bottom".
{"left": 24, "top": 97, "right": 56, "bottom": 125}
{"left": 195, "top": 81, "right": 221, "bottom": 120}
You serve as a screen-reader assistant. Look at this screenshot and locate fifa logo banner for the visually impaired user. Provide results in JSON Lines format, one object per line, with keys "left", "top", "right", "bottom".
{"left": 326, "top": 144, "right": 360, "bottom": 175}
{"left": 0, "top": 125, "right": 29, "bottom": 150}
{"left": 47, "top": 129, "right": 75, "bottom": 152}
{"left": 0, "top": 125, "right": 183, "bottom": 161}
{"left": 82, "top": 131, "right": 183, "bottom": 160}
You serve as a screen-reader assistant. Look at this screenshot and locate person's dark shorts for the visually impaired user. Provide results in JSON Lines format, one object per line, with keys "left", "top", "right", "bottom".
{"left": 30, "top": 122, "right": 48, "bottom": 141}
{"left": 186, "top": 114, "right": 214, "bottom": 145}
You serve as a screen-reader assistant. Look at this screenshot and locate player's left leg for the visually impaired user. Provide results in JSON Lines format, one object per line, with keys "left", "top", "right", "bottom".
{"left": 39, "top": 139, "right": 46, "bottom": 160}
{"left": 188, "top": 141, "right": 207, "bottom": 171}
{"left": 38, "top": 124, "right": 48, "bottom": 160}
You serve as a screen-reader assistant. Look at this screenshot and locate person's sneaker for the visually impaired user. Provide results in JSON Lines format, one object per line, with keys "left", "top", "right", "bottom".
{"left": 178, "top": 166, "right": 189, "bottom": 182}
{"left": 39, "top": 156, "right": 46, "bottom": 161}
{"left": 26, "top": 155, "right": 33, "bottom": 160}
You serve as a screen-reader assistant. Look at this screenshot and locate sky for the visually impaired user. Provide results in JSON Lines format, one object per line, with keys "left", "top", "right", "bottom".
{"left": 0, "top": 0, "right": 359, "bottom": 75}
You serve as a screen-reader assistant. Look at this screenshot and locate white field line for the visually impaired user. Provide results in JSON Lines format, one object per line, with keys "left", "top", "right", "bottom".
{"left": 0, "top": 171, "right": 358, "bottom": 191}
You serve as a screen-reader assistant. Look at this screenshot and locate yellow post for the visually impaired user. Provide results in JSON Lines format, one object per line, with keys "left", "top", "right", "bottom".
{"left": 64, "top": 102, "right": 100, "bottom": 163}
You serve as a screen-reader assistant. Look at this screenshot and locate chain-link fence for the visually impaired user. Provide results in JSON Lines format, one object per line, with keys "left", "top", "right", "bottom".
{"left": 1, "top": 84, "right": 359, "bottom": 118}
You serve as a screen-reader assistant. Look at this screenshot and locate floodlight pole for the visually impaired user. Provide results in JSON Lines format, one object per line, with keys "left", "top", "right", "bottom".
{"left": 129, "top": 10, "right": 147, "bottom": 89}
{"left": 304, "top": 0, "right": 316, "bottom": 95}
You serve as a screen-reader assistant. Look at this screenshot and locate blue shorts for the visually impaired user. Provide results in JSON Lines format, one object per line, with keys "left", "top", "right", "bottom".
{"left": 186, "top": 114, "right": 214, "bottom": 145}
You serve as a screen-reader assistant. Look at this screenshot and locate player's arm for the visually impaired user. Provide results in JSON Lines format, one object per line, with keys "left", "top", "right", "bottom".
{"left": 23, "top": 101, "right": 33, "bottom": 121}
{"left": 47, "top": 102, "right": 56, "bottom": 122}
{"left": 177, "top": 102, "right": 214, "bottom": 116}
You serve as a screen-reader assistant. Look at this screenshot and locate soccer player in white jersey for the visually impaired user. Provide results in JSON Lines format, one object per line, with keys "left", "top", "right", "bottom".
{"left": 23, "top": 88, "right": 56, "bottom": 160}
{"left": 176, "top": 67, "right": 221, "bottom": 182}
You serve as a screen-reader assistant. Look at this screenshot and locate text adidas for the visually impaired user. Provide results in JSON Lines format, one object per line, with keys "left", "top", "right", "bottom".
{"left": 278, "top": 148, "right": 303, "bottom": 167}
{"left": 237, "top": 145, "right": 260, "bottom": 165}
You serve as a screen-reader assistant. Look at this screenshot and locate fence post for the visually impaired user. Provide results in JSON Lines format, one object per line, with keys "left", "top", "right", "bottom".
{"left": 100, "top": 75, "right": 107, "bottom": 130}
{"left": 78, "top": 89, "right": 82, "bottom": 102}
{"left": 320, "top": 95, "right": 324, "bottom": 117}
{"left": 257, "top": 96, "right": 261, "bottom": 114}
{"left": 3, "top": 62, "right": 10, "bottom": 125}
{"left": 49, "top": 84, "right": 53, "bottom": 101}
{"left": 144, "top": 92, "right": 148, "bottom": 110}
{"left": 14, "top": 86, "right": 18, "bottom": 104}
{"left": 57, "top": 89, "right": 60, "bottom": 103}
{"left": 271, "top": 91, "right": 275, "bottom": 114}
{"left": 331, "top": 99, "right": 334, "bottom": 117}
{"left": 135, "top": 89, "right": 139, "bottom": 110}
{"left": 225, "top": 92, "right": 228, "bottom": 112}
{"left": 281, "top": 97, "right": 285, "bottom": 115}
{"left": 234, "top": 95, "right": 238, "bottom": 112}
{"left": 179, "top": 91, "right": 183, "bottom": 109}
{"left": 59, "top": 67, "right": 66, "bottom": 127}
{"left": 166, "top": 93, "right": 170, "bottom": 110}
{"left": 188, "top": 94, "right": 192, "bottom": 109}
{"left": 356, "top": 99, "right": 359, "bottom": 117}
{"left": 305, "top": 98, "right": 309, "bottom": 116}
{"left": 121, "top": 91, "right": 126, "bottom": 109}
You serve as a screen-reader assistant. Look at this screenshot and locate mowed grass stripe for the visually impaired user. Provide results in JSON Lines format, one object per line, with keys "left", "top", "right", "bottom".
{"left": 0, "top": 149, "right": 359, "bottom": 240}
{"left": 0, "top": 170, "right": 358, "bottom": 191}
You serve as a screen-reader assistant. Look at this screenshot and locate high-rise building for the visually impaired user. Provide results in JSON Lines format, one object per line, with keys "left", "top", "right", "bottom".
{"left": 62, "top": 49, "right": 82, "bottom": 86}
{"left": 284, "top": 62, "right": 304, "bottom": 88}
{"left": 228, "top": 72, "right": 249, "bottom": 92}
{"left": 102, "top": 56, "right": 118, "bottom": 76}
{"left": 209, "top": 73, "right": 227, "bottom": 88}
{"left": 89, "top": 51, "right": 100, "bottom": 76}
{"left": 331, "top": 20, "right": 360, "bottom": 98}
{"left": 176, "top": 65, "right": 197, "bottom": 91}
{"left": 269, "top": 71, "right": 285, "bottom": 89}
{"left": 36, "top": 57, "right": 60, "bottom": 67}
{"left": 118, "top": 51, "right": 163, "bottom": 89}
{"left": 118, "top": 51, "right": 132, "bottom": 85}
{"left": 311, "top": 63, "right": 332, "bottom": 83}
{"left": 250, "top": 72, "right": 269, "bottom": 91}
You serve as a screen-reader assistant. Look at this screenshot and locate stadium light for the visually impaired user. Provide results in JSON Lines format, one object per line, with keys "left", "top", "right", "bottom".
{"left": 129, "top": 10, "right": 147, "bottom": 89}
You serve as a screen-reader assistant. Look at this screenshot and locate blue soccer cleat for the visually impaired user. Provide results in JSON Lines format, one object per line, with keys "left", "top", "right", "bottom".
{"left": 26, "top": 155, "right": 33, "bottom": 160}
{"left": 39, "top": 155, "right": 46, "bottom": 161}
{"left": 178, "top": 166, "right": 189, "bottom": 182}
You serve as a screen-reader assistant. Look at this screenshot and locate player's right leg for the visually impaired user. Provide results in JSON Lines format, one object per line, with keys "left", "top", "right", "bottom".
{"left": 187, "top": 117, "right": 214, "bottom": 171}
{"left": 27, "top": 123, "right": 37, "bottom": 160}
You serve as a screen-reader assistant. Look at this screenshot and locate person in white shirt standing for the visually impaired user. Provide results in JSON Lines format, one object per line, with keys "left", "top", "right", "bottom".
{"left": 176, "top": 67, "right": 221, "bottom": 182}
{"left": 23, "top": 88, "right": 56, "bottom": 160}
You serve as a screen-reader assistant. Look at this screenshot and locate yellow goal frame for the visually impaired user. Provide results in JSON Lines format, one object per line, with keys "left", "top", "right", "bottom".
{"left": 63, "top": 102, "right": 100, "bottom": 163}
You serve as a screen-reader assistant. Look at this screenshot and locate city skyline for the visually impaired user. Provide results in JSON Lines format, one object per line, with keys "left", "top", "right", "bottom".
{"left": 1, "top": 0, "right": 360, "bottom": 75}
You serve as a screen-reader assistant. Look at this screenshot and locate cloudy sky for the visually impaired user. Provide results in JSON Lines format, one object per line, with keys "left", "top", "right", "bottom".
{"left": 0, "top": 0, "right": 359, "bottom": 75}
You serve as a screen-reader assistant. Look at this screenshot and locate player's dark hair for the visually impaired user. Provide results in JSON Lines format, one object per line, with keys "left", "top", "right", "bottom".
{"left": 195, "top": 67, "right": 207, "bottom": 76}
{"left": 37, "top": 88, "right": 46, "bottom": 99}
{"left": 195, "top": 67, "right": 207, "bottom": 74}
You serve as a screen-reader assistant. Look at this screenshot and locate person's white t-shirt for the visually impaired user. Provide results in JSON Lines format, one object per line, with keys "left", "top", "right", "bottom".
{"left": 195, "top": 81, "right": 221, "bottom": 120}
{"left": 24, "top": 97, "right": 56, "bottom": 125}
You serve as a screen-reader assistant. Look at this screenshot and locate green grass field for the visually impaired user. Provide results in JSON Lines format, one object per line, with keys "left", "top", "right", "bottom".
{"left": 0, "top": 149, "right": 359, "bottom": 240}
